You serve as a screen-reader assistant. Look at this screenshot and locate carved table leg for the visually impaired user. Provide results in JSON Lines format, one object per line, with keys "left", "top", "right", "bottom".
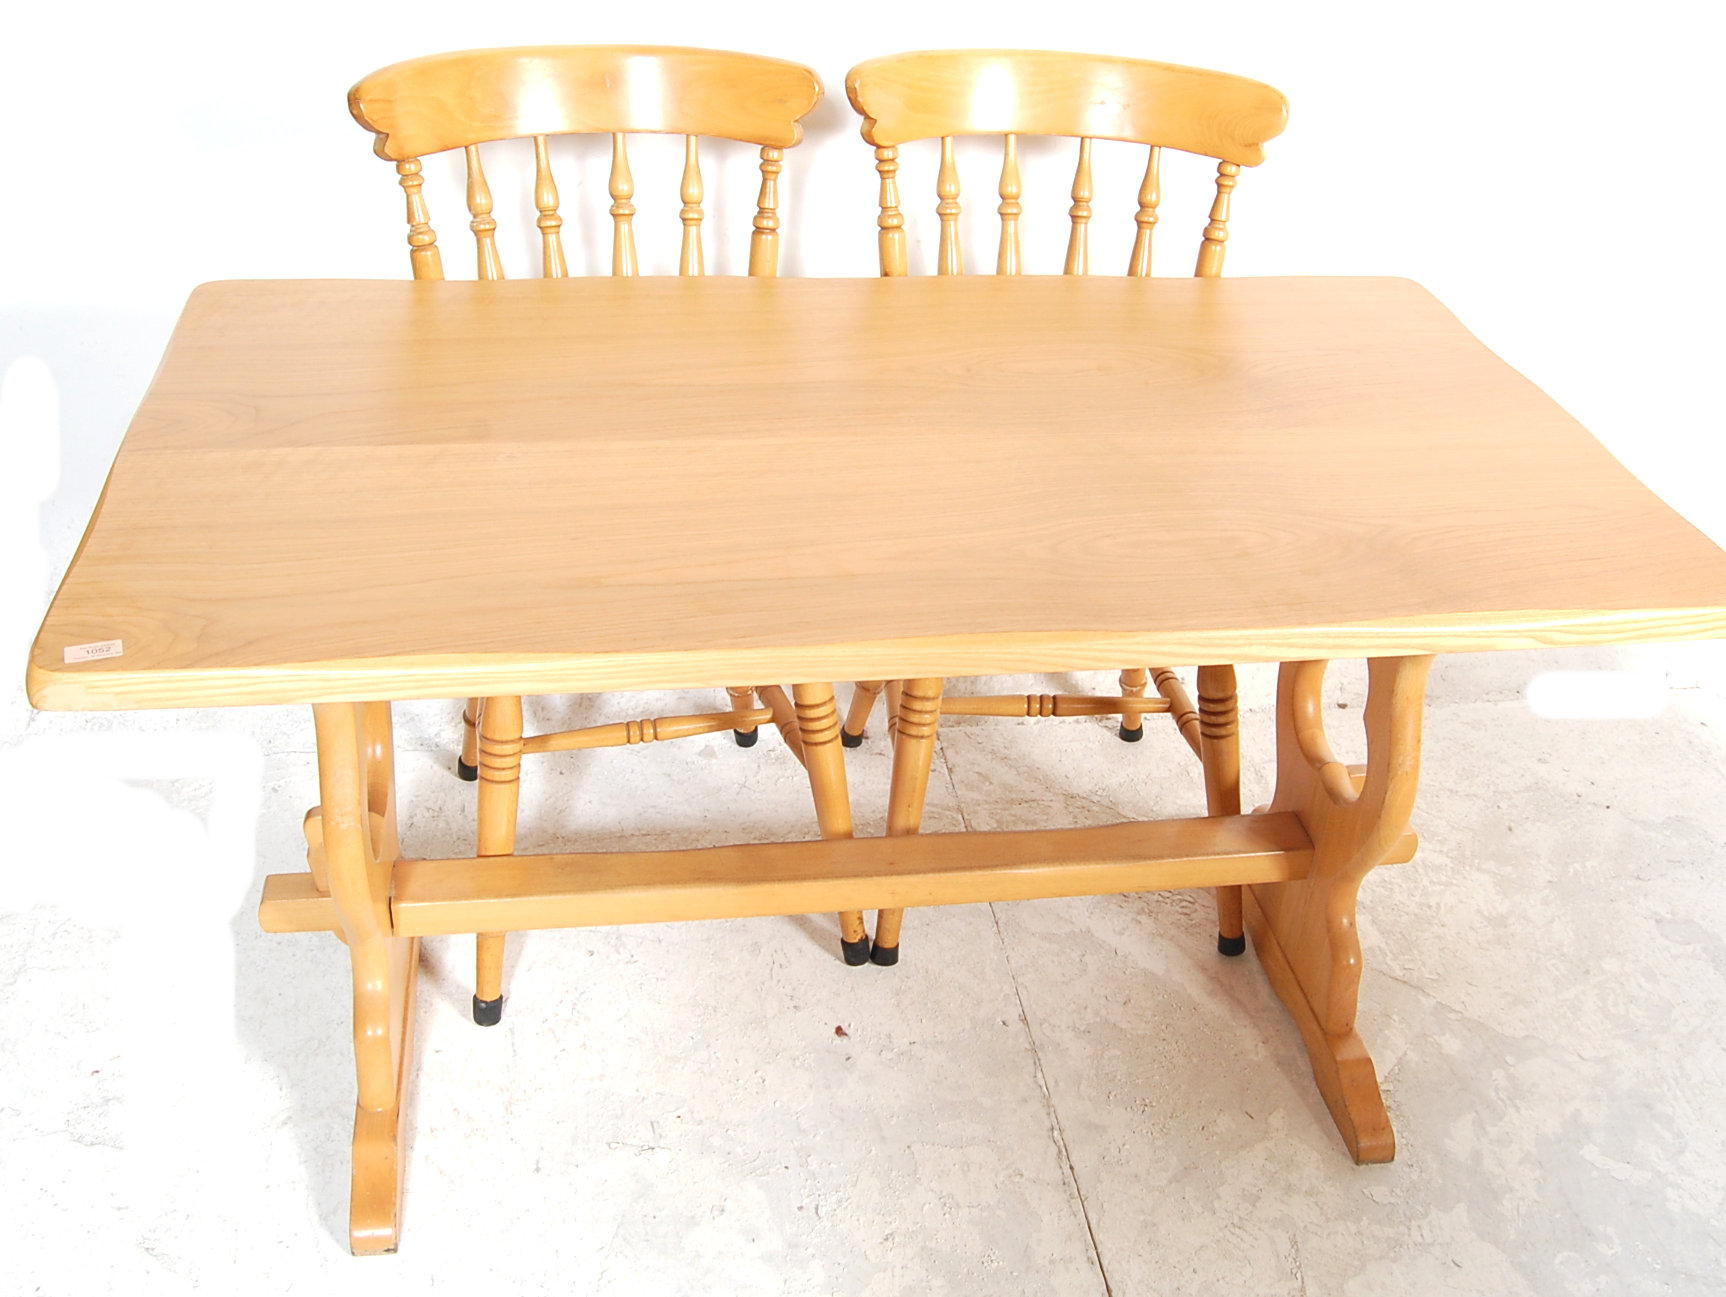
{"left": 791, "top": 683, "right": 869, "bottom": 964}
{"left": 474, "top": 695, "right": 523, "bottom": 1026}
{"left": 1117, "top": 666, "right": 1149, "bottom": 741}
{"left": 841, "top": 680, "right": 885, "bottom": 748}
{"left": 1198, "top": 664, "right": 1245, "bottom": 954}
{"left": 872, "top": 677, "right": 944, "bottom": 965}
{"left": 1247, "top": 655, "right": 1431, "bottom": 1163}
{"left": 312, "top": 701, "right": 419, "bottom": 1254}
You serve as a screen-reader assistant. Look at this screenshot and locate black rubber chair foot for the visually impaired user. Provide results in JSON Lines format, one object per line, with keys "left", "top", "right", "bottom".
{"left": 456, "top": 757, "right": 479, "bottom": 781}
{"left": 1217, "top": 933, "right": 1247, "bottom": 957}
{"left": 841, "top": 936, "right": 873, "bottom": 966}
{"left": 869, "top": 943, "right": 900, "bottom": 967}
{"left": 472, "top": 995, "right": 504, "bottom": 1026}
{"left": 841, "top": 730, "right": 864, "bottom": 749}
{"left": 733, "top": 728, "right": 759, "bottom": 748}
{"left": 1117, "top": 723, "right": 1144, "bottom": 742}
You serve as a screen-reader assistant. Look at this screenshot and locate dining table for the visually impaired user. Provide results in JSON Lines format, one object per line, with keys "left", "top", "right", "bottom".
{"left": 27, "top": 272, "right": 1726, "bottom": 1255}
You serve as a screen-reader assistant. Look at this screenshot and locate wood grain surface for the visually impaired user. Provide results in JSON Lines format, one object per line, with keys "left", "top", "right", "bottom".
{"left": 29, "top": 275, "right": 1726, "bottom": 710}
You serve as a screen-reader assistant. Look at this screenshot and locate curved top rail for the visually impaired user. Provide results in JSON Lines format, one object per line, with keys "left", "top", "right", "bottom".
{"left": 352, "top": 45, "right": 824, "bottom": 160}
{"left": 846, "top": 49, "right": 1287, "bottom": 165}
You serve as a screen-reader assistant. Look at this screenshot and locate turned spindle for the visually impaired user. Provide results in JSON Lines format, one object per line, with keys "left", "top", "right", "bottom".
{"left": 1195, "top": 160, "right": 1239, "bottom": 278}
{"left": 1063, "top": 137, "right": 1093, "bottom": 275}
{"left": 875, "top": 146, "right": 907, "bottom": 276}
{"left": 680, "top": 135, "right": 705, "bottom": 277}
{"left": 395, "top": 158, "right": 443, "bottom": 281}
{"left": 533, "top": 135, "right": 568, "bottom": 279}
{"left": 463, "top": 145, "right": 502, "bottom": 280}
{"left": 936, "top": 136, "right": 962, "bottom": 275}
{"left": 996, "top": 134, "right": 1022, "bottom": 275}
{"left": 1127, "top": 146, "right": 1161, "bottom": 277}
{"left": 749, "top": 146, "right": 782, "bottom": 277}
{"left": 610, "top": 133, "right": 637, "bottom": 277}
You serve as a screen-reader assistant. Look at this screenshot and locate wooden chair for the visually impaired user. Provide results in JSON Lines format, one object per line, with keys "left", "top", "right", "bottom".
{"left": 348, "top": 46, "right": 871, "bottom": 1022}
{"left": 841, "top": 49, "right": 1289, "bottom": 965}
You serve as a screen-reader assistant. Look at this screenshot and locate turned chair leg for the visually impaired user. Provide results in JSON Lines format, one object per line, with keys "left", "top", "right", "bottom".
{"left": 789, "top": 683, "right": 871, "bottom": 965}
{"left": 1118, "top": 667, "right": 1149, "bottom": 741}
{"left": 458, "top": 697, "right": 482, "bottom": 781}
{"left": 1198, "top": 664, "right": 1245, "bottom": 954}
{"left": 872, "top": 677, "right": 943, "bottom": 966}
{"left": 728, "top": 685, "right": 761, "bottom": 747}
{"left": 841, "top": 680, "right": 885, "bottom": 748}
{"left": 474, "top": 695, "right": 523, "bottom": 1025}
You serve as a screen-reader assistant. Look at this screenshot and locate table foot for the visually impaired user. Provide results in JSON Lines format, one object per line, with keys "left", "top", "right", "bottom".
{"left": 841, "top": 936, "right": 873, "bottom": 966}
{"left": 1117, "top": 722, "right": 1144, "bottom": 742}
{"left": 841, "top": 730, "right": 863, "bottom": 749}
{"left": 472, "top": 994, "right": 503, "bottom": 1026}
{"left": 1246, "top": 888, "right": 1392, "bottom": 1162}
{"left": 733, "top": 727, "right": 759, "bottom": 748}
{"left": 1217, "top": 932, "right": 1246, "bottom": 956}
{"left": 456, "top": 758, "right": 478, "bottom": 782}
{"left": 869, "top": 942, "right": 899, "bottom": 967}
{"left": 349, "top": 936, "right": 419, "bottom": 1255}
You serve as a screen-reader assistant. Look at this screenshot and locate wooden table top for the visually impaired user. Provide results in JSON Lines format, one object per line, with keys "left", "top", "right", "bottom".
{"left": 29, "top": 275, "right": 1726, "bottom": 710}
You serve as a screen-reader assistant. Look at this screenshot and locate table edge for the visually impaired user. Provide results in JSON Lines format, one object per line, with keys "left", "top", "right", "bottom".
{"left": 28, "top": 607, "right": 1726, "bottom": 711}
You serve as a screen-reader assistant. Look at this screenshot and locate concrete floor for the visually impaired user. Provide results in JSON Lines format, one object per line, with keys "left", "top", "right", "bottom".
{"left": 3, "top": 647, "right": 1725, "bottom": 1294}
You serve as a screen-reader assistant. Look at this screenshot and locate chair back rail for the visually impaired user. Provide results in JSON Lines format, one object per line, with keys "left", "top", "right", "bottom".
{"left": 845, "top": 49, "right": 1286, "bottom": 277}
{"left": 350, "top": 45, "right": 822, "bottom": 281}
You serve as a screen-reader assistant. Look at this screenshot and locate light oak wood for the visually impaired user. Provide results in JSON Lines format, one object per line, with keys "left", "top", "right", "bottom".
{"left": 874, "top": 678, "right": 944, "bottom": 954}
{"left": 386, "top": 810, "right": 1317, "bottom": 934}
{"left": 754, "top": 683, "right": 806, "bottom": 764}
{"left": 463, "top": 146, "right": 502, "bottom": 280}
{"left": 517, "top": 705, "right": 774, "bottom": 754}
{"left": 347, "top": 46, "right": 830, "bottom": 991}
{"left": 996, "top": 135, "right": 1021, "bottom": 275}
{"left": 874, "top": 147, "right": 907, "bottom": 276}
{"left": 790, "top": 681, "right": 867, "bottom": 948}
{"left": 256, "top": 655, "right": 1430, "bottom": 1246}
{"left": 351, "top": 46, "right": 823, "bottom": 158}
{"left": 1128, "top": 146, "right": 1161, "bottom": 277}
{"left": 939, "top": 693, "right": 1172, "bottom": 717}
{"left": 680, "top": 135, "right": 705, "bottom": 276}
{"left": 31, "top": 276, "right": 1726, "bottom": 712}
{"left": 749, "top": 148, "right": 784, "bottom": 277}
{"left": 395, "top": 159, "right": 442, "bottom": 281}
{"left": 1064, "top": 137, "right": 1093, "bottom": 275}
{"left": 609, "top": 133, "right": 637, "bottom": 277}
{"left": 1117, "top": 666, "right": 1150, "bottom": 736}
{"left": 936, "top": 137, "right": 963, "bottom": 276}
{"left": 260, "top": 816, "right": 1419, "bottom": 939}
{"left": 842, "top": 679, "right": 886, "bottom": 742}
{"left": 1196, "top": 160, "right": 1239, "bottom": 278}
{"left": 846, "top": 49, "right": 1287, "bottom": 162}
{"left": 1246, "top": 656, "right": 1432, "bottom": 1162}
{"left": 309, "top": 701, "right": 417, "bottom": 1253}
{"left": 1198, "top": 663, "right": 1245, "bottom": 941}
{"left": 349, "top": 47, "right": 820, "bottom": 284}
{"left": 474, "top": 694, "right": 522, "bottom": 1007}
{"left": 842, "top": 51, "right": 1282, "bottom": 951}
{"left": 533, "top": 136, "right": 568, "bottom": 279}
{"left": 1154, "top": 668, "right": 1202, "bottom": 754}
